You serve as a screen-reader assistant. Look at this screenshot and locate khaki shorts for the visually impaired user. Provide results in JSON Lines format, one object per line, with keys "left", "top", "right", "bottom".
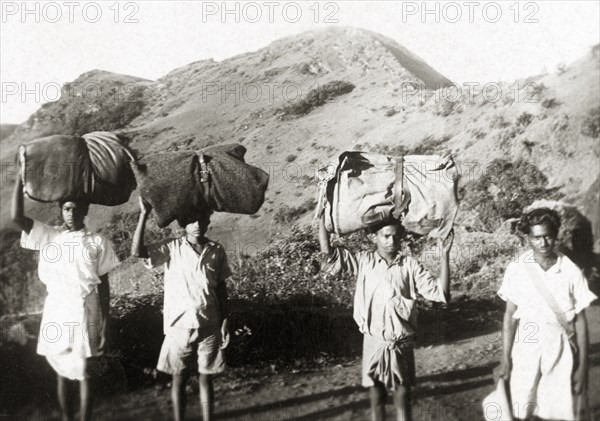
{"left": 157, "top": 326, "right": 225, "bottom": 375}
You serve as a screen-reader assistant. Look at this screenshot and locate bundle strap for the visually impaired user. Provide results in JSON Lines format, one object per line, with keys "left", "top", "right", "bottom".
{"left": 523, "top": 260, "right": 577, "bottom": 345}
{"left": 197, "top": 153, "right": 212, "bottom": 207}
{"left": 392, "top": 156, "right": 410, "bottom": 219}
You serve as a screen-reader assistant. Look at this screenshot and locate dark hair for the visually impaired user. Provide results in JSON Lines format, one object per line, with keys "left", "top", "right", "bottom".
{"left": 58, "top": 198, "right": 90, "bottom": 214}
{"left": 366, "top": 219, "right": 405, "bottom": 235}
{"left": 178, "top": 209, "right": 213, "bottom": 228}
{"left": 517, "top": 207, "right": 561, "bottom": 236}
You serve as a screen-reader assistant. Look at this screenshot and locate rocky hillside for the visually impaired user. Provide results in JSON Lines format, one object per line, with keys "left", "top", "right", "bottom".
{"left": 0, "top": 125, "right": 18, "bottom": 142}
{"left": 1, "top": 25, "right": 599, "bottom": 271}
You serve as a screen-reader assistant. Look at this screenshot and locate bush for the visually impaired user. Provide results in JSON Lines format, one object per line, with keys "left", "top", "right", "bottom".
{"left": 541, "top": 98, "right": 560, "bottom": 109}
{"left": 490, "top": 115, "right": 510, "bottom": 129}
{"left": 369, "top": 143, "right": 408, "bottom": 156}
{"left": 434, "top": 99, "right": 460, "bottom": 117}
{"left": 99, "top": 211, "right": 174, "bottom": 262}
{"left": 410, "top": 135, "right": 451, "bottom": 155}
{"left": 384, "top": 107, "right": 399, "bottom": 117}
{"left": 581, "top": 106, "right": 600, "bottom": 138}
{"left": 228, "top": 224, "right": 426, "bottom": 307}
{"left": 275, "top": 81, "right": 355, "bottom": 119}
{"left": 64, "top": 84, "right": 147, "bottom": 136}
{"left": 273, "top": 198, "right": 317, "bottom": 225}
{"left": 516, "top": 112, "right": 533, "bottom": 128}
{"left": 460, "top": 159, "right": 562, "bottom": 232}
{"left": 370, "top": 136, "right": 450, "bottom": 157}
{"left": 0, "top": 230, "right": 46, "bottom": 315}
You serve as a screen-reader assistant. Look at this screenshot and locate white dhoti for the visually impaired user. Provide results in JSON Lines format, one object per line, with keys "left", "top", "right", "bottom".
{"left": 509, "top": 321, "right": 575, "bottom": 421}
{"left": 39, "top": 290, "right": 103, "bottom": 381}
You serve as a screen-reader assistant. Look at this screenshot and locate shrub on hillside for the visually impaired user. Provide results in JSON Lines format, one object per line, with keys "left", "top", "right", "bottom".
{"left": 99, "top": 211, "right": 174, "bottom": 262}
{"left": 370, "top": 135, "right": 450, "bottom": 157}
{"left": 450, "top": 230, "right": 521, "bottom": 298}
{"left": 273, "top": 198, "right": 317, "bottom": 225}
{"left": 0, "top": 230, "right": 46, "bottom": 315}
{"left": 460, "top": 159, "right": 562, "bottom": 232}
{"left": 581, "top": 106, "right": 600, "bottom": 138}
{"left": 64, "top": 85, "right": 147, "bottom": 136}
{"left": 410, "top": 135, "right": 451, "bottom": 155}
{"left": 228, "top": 224, "right": 426, "bottom": 307}
{"left": 275, "top": 81, "right": 355, "bottom": 119}
{"left": 516, "top": 112, "right": 533, "bottom": 128}
{"left": 541, "top": 98, "right": 560, "bottom": 109}
{"left": 434, "top": 99, "right": 461, "bottom": 117}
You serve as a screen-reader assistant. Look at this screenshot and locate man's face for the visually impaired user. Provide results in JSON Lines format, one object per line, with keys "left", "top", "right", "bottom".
{"left": 185, "top": 219, "right": 209, "bottom": 238}
{"left": 527, "top": 222, "right": 557, "bottom": 258}
{"left": 372, "top": 224, "right": 403, "bottom": 254}
{"left": 61, "top": 201, "right": 87, "bottom": 230}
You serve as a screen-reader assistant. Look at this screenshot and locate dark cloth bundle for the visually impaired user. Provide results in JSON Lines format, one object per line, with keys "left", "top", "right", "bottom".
{"left": 18, "top": 131, "right": 136, "bottom": 206}
{"left": 133, "top": 144, "right": 269, "bottom": 227}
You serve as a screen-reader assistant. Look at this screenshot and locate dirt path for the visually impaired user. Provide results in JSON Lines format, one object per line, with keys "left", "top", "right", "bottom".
{"left": 21, "top": 305, "right": 600, "bottom": 421}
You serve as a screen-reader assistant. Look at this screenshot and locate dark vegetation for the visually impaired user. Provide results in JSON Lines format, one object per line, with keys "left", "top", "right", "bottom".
{"left": 99, "top": 212, "right": 174, "bottom": 262}
{"left": 460, "top": 158, "right": 562, "bottom": 232}
{"left": 0, "top": 230, "right": 41, "bottom": 315}
{"left": 370, "top": 135, "right": 451, "bottom": 157}
{"left": 27, "top": 82, "right": 147, "bottom": 137}
{"left": 275, "top": 81, "right": 355, "bottom": 119}
{"left": 63, "top": 84, "right": 147, "bottom": 136}
{"left": 273, "top": 198, "right": 318, "bottom": 225}
{"left": 581, "top": 106, "right": 600, "bottom": 138}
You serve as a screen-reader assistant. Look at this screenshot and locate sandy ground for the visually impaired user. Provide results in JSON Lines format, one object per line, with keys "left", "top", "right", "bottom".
{"left": 19, "top": 304, "right": 599, "bottom": 421}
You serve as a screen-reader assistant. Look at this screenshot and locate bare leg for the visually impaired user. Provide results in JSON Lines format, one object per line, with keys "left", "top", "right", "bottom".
{"left": 57, "top": 375, "right": 75, "bottom": 421}
{"left": 172, "top": 374, "right": 187, "bottom": 421}
{"left": 392, "top": 385, "right": 412, "bottom": 421}
{"left": 199, "top": 373, "right": 214, "bottom": 421}
{"left": 369, "top": 382, "right": 387, "bottom": 421}
{"left": 80, "top": 378, "right": 93, "bottom": 421}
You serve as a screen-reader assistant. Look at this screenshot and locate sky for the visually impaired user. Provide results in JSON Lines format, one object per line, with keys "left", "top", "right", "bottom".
{"left": 1, "top": 0, "right": 599, "bottom": 124}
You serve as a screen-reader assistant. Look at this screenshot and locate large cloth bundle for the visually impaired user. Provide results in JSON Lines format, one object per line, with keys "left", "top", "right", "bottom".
{"left": 317, "top": 151, "right": 459, "bottom": 238}
{"left": 133, "top": 144, "right": 269, "bottom": 227}
{"left": 18, "top": 131, "right": 136, "bottom": 206}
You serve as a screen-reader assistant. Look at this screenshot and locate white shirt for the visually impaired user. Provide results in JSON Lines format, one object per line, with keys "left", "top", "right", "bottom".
{"left": 20, "top": 220, "right": 120, "bottom": 355}
{"left": 21, "top": 220, "right": 119, "bottom": 298}
{"left": 323, "top": 248, "right": 447, "bottom": 342}
{"left": 498, "top": 250, "right": 597, "bottom": 325}
{"left": 146, "top": 237, "right": 232, "bottom": 332}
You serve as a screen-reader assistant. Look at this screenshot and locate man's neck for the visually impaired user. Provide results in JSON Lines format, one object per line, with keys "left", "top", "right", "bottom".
{"left": 376, "top": 249, "right": 398, "bottom": 265}
{"left": 533, "top": 251, "right": 558, "bottom": 271}
{"left": 64, "top": 224, "right": 84, "bottom": 232}
{"left": 186, "top": 235, "right": 207, "bottom": 245}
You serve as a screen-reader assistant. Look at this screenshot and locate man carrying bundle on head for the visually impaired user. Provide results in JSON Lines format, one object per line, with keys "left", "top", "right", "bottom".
{"left": 11, "top": 177, "right": 120, "bottom": 421}
{"left": 315, "top": 150, "right": 459, "bottom": 421}
{"left": 318, "top": 214, "right": 453, "bottom": 421}
{"left": 131, "top": 198, "right": 231, "bottom": 421}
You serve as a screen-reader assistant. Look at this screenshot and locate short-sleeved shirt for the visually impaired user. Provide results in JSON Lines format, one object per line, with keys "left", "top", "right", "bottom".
{"left": 20, "top": 220, "right": 120, "bottom": 355}
{"left": 145, "top": 237, "right": 232, "bottom": 332}
{"left": 498, "top": 250, "right": 597, "bottom": 325}
{"left": 322, "top": 248, "right": 447, "bottom": 342}
{"left": 21, "top": 220, "right": 119, "bottom": 298}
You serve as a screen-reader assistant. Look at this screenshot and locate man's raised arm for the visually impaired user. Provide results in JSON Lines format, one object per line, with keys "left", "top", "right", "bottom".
{"left": 11, "top": 177, "right": 33, "bottom": 234}
{"left": 131, "top": 197, "right": 151, "bottom": 258}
